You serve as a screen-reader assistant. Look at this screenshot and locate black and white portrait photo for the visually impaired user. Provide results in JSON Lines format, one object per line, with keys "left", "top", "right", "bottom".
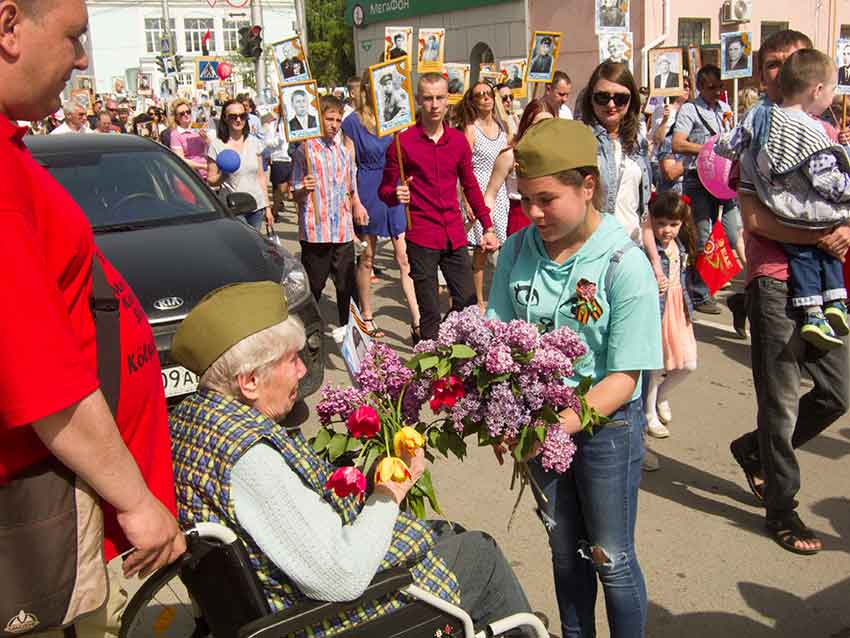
{"left": 368, "top": 57, "right": 415, "bottom": 137}
{"left": 836, "top": 39, "right": 850, "bottom": 93}
{"left": 273, "top": 36, "right": 310, "bottom": 85}
{"left": 499, "top": 58, "right": 527, "bottom": 98}
{"left": 281, "top": 80, "right": 322, "bottom": 142}
{"left": 596, "top": 0, "right": 628, "bottom": 33}
{"left": 526, "top": 31, "right": 562, "bottom": 83}
{"left": 384, "top": 26, "right": 412, "bottom": 63}
{"left": 720, "top": 31, "right": 752, "bottom": 80}
{"left": 417, "top": 28, "right": 445, "bottom": 73}
{"left": 445, "top": 63, "right": 470, "bottom": 105}
{"left": 649, "top": 48, "right": 683, "bottom": 97}
{"left": 598, "top": 32, "right": 633, "bottom": 71}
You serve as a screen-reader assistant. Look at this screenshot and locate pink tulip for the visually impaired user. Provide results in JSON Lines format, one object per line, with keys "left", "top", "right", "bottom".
{"left": 324, "top": 466, "right": 367, "bottom": 498}
{"left": 347, "top": 405, "right": 381, "bottom": 438}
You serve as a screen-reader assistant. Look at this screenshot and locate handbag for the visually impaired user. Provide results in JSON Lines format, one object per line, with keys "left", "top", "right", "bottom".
{"left": 0, "top": 255, "right": 119, "bottom": 636}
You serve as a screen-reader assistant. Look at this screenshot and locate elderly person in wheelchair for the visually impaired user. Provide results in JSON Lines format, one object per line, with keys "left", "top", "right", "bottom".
{"left": 166, "top": 282, "right": 543, "bottom": 638}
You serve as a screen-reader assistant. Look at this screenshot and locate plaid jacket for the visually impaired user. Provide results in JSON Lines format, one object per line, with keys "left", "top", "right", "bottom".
{"left": 170, "top": 388, "right": 460, "bottom": 636}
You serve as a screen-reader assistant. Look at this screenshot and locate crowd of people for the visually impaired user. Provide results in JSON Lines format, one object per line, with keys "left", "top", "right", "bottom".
{"left": 2, "top": 1, "right": 849, "bottom": 637}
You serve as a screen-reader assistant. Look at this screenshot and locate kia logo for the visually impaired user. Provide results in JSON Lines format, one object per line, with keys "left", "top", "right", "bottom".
{"left": 153, "top": 297, "right": 184, "bottom": 311}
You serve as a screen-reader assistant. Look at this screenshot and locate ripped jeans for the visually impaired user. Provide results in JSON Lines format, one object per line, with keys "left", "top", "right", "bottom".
{"left": 529, "top": 399, "right": 646, "bottom": 638}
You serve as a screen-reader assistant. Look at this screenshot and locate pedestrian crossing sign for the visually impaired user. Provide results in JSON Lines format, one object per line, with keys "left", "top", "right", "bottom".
{"left": 196, "top": 57, "right": 220, "bottom": 82}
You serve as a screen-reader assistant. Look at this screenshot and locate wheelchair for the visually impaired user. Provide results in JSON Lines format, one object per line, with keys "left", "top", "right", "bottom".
{"left": 119, "top": 522, "right": 548, "bottom": 638}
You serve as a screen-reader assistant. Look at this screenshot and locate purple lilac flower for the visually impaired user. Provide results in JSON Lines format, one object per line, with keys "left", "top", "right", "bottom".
{"left": 485, "top": 382, "right": 531, "bottom": 440}
{"left": 401, "top": 378, "right": 431, "bottom": 424}
{"left": 438, "top": 306, "right": 488, "bottom": 347}
{"left": 504, "top": 320, "right": 540, "bottom": 353}
{"left": 316, "top": 385, "right": 368, "bottom": 426}
{"left": 465, "top": 324, "right": 494, "bottom": 353}
{"left": 516, "top": 371, "right": 546, "bottom": 411}
{"left": 528, "top": 348, "right": 574, "bottom": 379}
{"left": 413, "top": 339, "right": 438, "bottom": 354}
{"left": 540, "top": 426, "right": 577, "bottom": 473}
{"left": 543, "top": 382, "right": 581, "bottom": 414}
{"left": 485, "top": 343, "right": 520, "bottom": 375}
{"left": 449, "top": 390, "right": 483, "bottom": 434}
{"left": 540, "top": 327, "right": 587, "bottom": 360}
{"left": 356, "top": 342, "right": 413, "bottom": 399}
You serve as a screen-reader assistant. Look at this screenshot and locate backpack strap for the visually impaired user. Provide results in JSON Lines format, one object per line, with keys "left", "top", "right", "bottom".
{"left": 90, "top": 255, "right": 121, "bottom": 417}
{"left": 604, "top": 239, "right": 639, "bottom": 294}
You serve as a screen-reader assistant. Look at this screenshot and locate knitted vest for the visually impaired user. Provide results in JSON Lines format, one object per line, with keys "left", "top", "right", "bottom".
{"left": 170, "top": 388, "right": 460, "bottom": 636}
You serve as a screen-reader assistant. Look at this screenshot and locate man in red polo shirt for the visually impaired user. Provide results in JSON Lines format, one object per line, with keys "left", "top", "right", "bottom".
{"left": 379, "top": 72, "right": 499, "bottom": 341}
{"left": 0, "top": 0, "right": 184, "bottom": 634}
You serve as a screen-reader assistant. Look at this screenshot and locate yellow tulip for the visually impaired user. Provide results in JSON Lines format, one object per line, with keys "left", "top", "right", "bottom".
{"left": 393, "top": 426, "right": 425, "bottom": 457}
{"left": 375, "top": 457, "right": 412, "bottom": 483}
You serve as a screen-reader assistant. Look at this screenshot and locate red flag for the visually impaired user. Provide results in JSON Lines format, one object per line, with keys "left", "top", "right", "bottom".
{"left": 695, "top": 222, "right": 742, "bottom": 296}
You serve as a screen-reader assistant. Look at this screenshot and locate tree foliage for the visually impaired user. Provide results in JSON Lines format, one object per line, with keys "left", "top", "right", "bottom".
{"left": 306, "top": 0, "right": 355, "bottom": 88}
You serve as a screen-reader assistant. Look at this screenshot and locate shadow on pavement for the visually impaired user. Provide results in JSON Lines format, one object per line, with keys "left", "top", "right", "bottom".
{"left": 691, "top": 321, "right": 751, "bottom": 369}
{"left": 647, "top": 601, "right": 773, "bottom": 637}
{"left": 738, "top": 577, "right": 850, "bottom": 636}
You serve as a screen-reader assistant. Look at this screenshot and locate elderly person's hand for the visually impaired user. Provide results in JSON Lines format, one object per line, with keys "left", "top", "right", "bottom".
{"left": 373, "top": 448, "right": 424, "bottom": 505}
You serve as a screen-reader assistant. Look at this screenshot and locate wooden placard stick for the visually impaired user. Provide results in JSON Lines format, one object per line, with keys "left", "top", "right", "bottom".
{"left": 843, "top": 95, "right": 848, "bottom": 129}
{"left": 304, "top": 142, "right": 320, "bottom": 227}
{"left": 394, "top": 132, "right": 412, "bottom": 229}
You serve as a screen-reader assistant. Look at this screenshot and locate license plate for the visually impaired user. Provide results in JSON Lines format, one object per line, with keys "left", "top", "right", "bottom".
{"left": 161, "top": 365, "right": 199, "bottom": 398}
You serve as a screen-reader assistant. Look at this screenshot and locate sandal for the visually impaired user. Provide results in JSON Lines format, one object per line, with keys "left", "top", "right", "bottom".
{"left": 362, "top": 317, "right": 385, "bottom": 339}
{"left": 411, "top": 324, "right": 421, "bottom": 345}
{"left": 730, "top": 439, "right": 765, "bottom": 503}
{"left": 765, "top": 512, "right": 822, "bottom": 555}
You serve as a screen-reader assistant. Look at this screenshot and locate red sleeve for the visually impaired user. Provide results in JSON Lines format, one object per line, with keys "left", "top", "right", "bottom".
{"left": 379, "top": 138, "right": 401, "bottom": 207}
{"left": 0, "top": 210, "right": 99, "bottom": 428}
{"left": 457, "top": 138, "right": 493, "bottom": 230}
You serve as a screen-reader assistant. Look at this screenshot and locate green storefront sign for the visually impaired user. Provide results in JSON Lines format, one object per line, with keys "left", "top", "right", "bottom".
{"left": 345, "top": 0, "right": 514, "bottom": 27}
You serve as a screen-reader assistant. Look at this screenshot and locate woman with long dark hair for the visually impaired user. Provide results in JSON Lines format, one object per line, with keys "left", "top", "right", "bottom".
{"left": 206, "top": 98, "right": 272, "bottom": 231}
{"left": 455, "top": 81, "right": 510, "bottom": 312}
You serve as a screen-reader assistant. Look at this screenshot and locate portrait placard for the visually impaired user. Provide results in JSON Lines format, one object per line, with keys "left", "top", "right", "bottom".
{"left": 479, "top": 70, "right": 500, "bottom": 86}
{"left": 111, "top": 77, "right": 126, "bottom": 96}
{"left": 499, "top": 58, "right": 527, "bottom": 99}
{"left": 137, "top": 72, "right": 153, "bottom": 96}
{"left": 384, "top": 26, "right": 413, "bottom": 62}
{"left": 598, "top": 32, "right": 633, "bottom": 72}
{"left": 70, "top": 89, "right": 93, "bottom": 115}
{"left": 73, "top": 75, "right": 94, "bottom": 94}
{"left": 700, "top": 44, "right": 720, "bottom": 70}
{"left": 445, "top": 63, "right": 471, "bottom": 105}
{"left": 835, "top": 39, "right": 850, "bottom": 95}
{"left": 368, "top": 57, "right": 415, "bottom": 137}
{"left": 480, "top": 62, "right": 497, "bottom": 73}
{"left": 272, "top": 35, "right": 311, "bottom": 85}
{"left": 417, "top": 28, "right": 445, "bottom": 73}
{"left": 526, "top": 31, "right": 562, "bottom": 83}
{"left": 687, "top": 45, "right": 702, "bottom": 79}
{"left": 280, "top": 80, "right": 323, "bottom": 143}
{"left": 649, "top": 47, "right": 684, "bottom": 97}
{"left": 596, "top": 0, "right": 629, "bottom": 33}
{"left": 720, "top": 31, "right": 752, "bottom": 80}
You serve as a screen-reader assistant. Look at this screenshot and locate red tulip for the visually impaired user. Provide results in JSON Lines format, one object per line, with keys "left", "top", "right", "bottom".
{"left": 217, "top": 62, "right": 233, "bottom": 80}
{"left": 429, "top": 375, "right": 465, "bottom": 412}
{"left": 346, "top": 405, "right": 381, "bottom": 438}
{"left": 324, "top": 466, "right": 366, "bottom": 498}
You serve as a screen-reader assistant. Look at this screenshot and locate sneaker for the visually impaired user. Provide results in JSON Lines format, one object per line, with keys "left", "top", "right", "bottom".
{"left": 824, "top": 300, "right": 850, "bottom": 337}
{"left": 800, "top": 311, "right": 843, "bottom": 350}
{"left": 646, "top": 416, "right": 670, "bottom": 438}
{"left": 657, "top": 400, "right": 672, "bottom": 424}
{"left": 726, "top": 293, "right": 748, "bottom": 338}
{"left": 642, "top": 447, "right": 661, "bottom": 472}
{"left": 695, "top": 298, "right": 722, "bottom": 315}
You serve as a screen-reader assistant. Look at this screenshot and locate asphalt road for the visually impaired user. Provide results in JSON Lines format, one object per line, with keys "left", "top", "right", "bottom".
{"left": 271, "top": 217, "right": 850, "bottom": 638}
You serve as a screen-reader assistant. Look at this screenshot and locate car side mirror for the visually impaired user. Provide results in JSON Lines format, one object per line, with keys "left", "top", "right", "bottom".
{"left": 225, "top": 192, "right": 258, "bottom": 216}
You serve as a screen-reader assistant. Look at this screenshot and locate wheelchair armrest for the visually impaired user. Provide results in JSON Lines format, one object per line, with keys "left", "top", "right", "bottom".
{"left": 238, "top": 567, "right": 413, "bottom": 638}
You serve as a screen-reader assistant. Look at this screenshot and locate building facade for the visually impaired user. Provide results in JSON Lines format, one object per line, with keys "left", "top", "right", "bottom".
{"left": 82, "top": 0, "right": 296, "bottom": 97}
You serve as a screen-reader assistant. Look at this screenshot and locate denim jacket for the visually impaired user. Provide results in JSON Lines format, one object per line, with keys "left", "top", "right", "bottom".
{"left": 652, "top": 237, "right": 694, "bottom": 320}
{"left": 592, "top": 122, "right": 653, "bottom": 220}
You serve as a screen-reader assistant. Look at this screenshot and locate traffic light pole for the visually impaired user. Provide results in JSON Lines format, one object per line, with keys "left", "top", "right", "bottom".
{"left": 251, "top": 0, "right": 267, "bottom": 98}
{"left": 160, "top": 0, "right": 174, "bottom": 95}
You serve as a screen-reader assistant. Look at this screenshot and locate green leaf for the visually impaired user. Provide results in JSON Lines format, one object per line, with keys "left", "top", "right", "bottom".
{"left": 534, "top": 425, "right": 548, "bottom": 442}
{"left": 327, "top": 432, "right": 349, "bottom": 462}
{"left": 405, "top": 493, "right": 426, "bottom": 519}
{"left": 436, "top": 357, "right": 452, "bottom": 378}
{"left": 450, "top": 344, "right": 476, "bottom": 360}
{"left": 513, "top": 351, "right": 534, "bottom": 364}
{"left": 344, "top": 437, "right": 362, "bottom": 453}
{"left": 311, "top": 428, "right": 332, "bottom": 452}
{"left": 420, "top": 355, "right": 440, "bottom": 371}
{"left": 405, "top": 352, "right": 427, "bottom": 371}
{"left": 416, "top": 469, "right": 443, "bottom": 515}
{"left": 433, "top": 431, "right": 450, "bottom": 456}
{"left": 362, "top": 445, "right": 381, "bottom": 475}
{"left": 539, "top": 404, "right": 560, "bottom": 424}
{"left": 445, "top": 431, "right": 467, "bottom": 460}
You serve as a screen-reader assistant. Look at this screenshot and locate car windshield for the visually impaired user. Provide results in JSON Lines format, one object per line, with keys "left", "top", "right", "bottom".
{"left": 38, "top": 149, "right": 221, "bottom": 230}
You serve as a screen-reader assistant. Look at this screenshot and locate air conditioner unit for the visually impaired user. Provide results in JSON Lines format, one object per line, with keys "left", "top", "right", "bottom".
{"left": 721, "top": 0, "right": 751, "bottom": 24}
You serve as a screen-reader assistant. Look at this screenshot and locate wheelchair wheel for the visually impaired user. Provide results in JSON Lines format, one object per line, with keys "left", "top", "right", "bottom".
{"left": 119, "top": 560, "right": 206, "bottom": 638}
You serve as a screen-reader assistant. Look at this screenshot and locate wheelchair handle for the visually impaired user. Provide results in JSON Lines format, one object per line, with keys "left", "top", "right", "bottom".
{"left": 186, "top": 521, "right": 239, "bottom": 544}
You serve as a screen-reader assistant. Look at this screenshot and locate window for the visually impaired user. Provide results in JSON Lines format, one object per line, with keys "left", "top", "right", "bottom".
{"left": 223, "top": 18, "right": 250, "bottom": 52}
{"left": 144, "top": 18, "right": 175, "bottom": 54}
{"left": 678, "top": 18, "right": 710, "bottom": 48}
{"left": 761, "top": 21, "right": 789, "bottom": 42}
{"left": 176, "top": 72, "right": 194, "bottom": 87}
{"left": 184, "top": 18, "right": 216, "bottom": 54}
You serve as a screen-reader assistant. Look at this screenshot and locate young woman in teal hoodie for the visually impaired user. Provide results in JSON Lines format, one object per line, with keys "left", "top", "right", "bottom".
{"left": 487, "top": 118, "right": 662, "bottom": 638}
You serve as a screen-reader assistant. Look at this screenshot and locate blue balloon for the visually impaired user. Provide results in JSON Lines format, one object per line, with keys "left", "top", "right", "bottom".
{"left": 216, "top": 149, "right": 241, "bottom": 173}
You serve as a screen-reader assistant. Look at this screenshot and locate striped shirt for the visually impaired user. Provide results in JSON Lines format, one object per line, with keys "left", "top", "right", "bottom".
{"left": 292, "top": 137, "right": 356, "bottom": 243}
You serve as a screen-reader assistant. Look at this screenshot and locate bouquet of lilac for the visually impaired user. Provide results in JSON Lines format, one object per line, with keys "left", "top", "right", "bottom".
{"left": 314, "top": 306, "right": 603, "bottom": 518}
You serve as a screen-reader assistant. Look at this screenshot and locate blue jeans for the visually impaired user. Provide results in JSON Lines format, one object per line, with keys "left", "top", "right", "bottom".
{"left": 242, "top": 209, "right": 265, "bottom": 231}
{"left": 781, "top": 243, "right": 846, "bottom": 308}
{"left": 683, "top": 175, "right": 741, "bottom": 305}
{"left": 529, "top": 399, "right": 646, "bottom": 638}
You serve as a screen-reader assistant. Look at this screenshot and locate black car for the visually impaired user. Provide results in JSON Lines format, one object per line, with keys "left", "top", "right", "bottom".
{"left": 25, "top": 134, "right": 324, "bottom": 404}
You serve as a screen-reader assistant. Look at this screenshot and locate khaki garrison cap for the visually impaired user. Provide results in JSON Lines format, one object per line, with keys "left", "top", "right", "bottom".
{"left": 172, "top": 281, "right": 288, "bottom": 375}
{"left": 514, "top": 118, "right": 598, "bottom": 179}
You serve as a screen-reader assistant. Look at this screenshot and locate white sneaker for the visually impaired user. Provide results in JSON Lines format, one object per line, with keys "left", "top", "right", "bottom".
{"left": 331, "top": 325, "right": 347, "bottom": 343}
{"left": 646, "top": 416, "right": 670, "bottom": 439}
{"left": 656, "top": 400, "right": 672, "bottom": 424}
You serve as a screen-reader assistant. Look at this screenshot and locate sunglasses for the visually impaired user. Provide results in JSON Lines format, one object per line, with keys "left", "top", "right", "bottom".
{"left": 176, "top": 110, "right": 191, "bottom": 117}
{"left": 473, "top": 91, "right": 494, "bottom": 100}
{"left": 501, "top": 94, "right": 512, "bottom": 102}
{"left": 226, "top": 113, "right": 248, "bottom": 122}
{"left": 592, "top": 91, "right": 631, "bottom": 107}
